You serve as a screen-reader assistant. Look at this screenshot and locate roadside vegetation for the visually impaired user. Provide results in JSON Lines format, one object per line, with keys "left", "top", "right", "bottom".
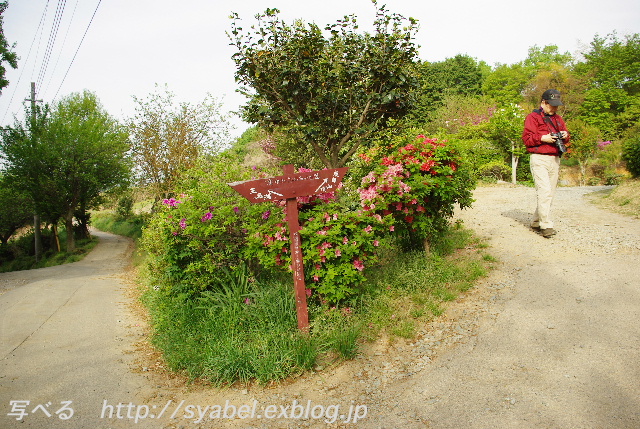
{"left": 0, "top": 228, "right": 97, "bottom": 273}
{"left": 1, "top": 2, "right": 639, "bottom": 385}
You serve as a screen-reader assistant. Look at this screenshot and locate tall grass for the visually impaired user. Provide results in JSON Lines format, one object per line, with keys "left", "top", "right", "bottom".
{"left": 91, "top": 212, "right": 146, "bottom": 240}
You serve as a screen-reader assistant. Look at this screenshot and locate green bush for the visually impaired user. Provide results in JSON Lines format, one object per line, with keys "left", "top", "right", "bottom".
{"left": 478, "top": 160, "right": 510, "bottom": 181}
{"left": 622, "top": 135, "right": 640, "bottom": 178}
{"left": 140, "top": 154, "right": 274, "bottom": 297}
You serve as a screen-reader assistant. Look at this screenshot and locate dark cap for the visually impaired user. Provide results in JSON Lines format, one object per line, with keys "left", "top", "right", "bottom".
{"left": 542, "top": 89, "right": 563, "bottom": 106}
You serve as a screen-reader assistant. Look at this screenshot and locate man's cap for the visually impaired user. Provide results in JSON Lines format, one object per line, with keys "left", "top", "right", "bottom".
{"left": 542, "top": 89, "right": 563, "bottom": 106}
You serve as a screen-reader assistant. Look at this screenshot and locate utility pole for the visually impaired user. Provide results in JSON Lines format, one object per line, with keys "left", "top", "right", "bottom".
{"left": 26, "top": 82, "right": 43, "bottom": 262}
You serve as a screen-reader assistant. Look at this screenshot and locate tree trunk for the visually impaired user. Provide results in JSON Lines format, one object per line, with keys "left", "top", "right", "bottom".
{"left": 65, "top": 211, "right": 75, "bottom": 253}
{"left": 52, "top": 223, "right": 61, "bottom": 252}
{"left": 510, "top": 142, "right": 519, "bottom": 184}
{"left": 34, "top": 214, "right": 42, "bottom": 262}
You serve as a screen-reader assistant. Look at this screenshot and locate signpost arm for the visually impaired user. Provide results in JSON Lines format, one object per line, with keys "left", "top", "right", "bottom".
{"left": 283, "top": 164, "right": 310, "bottom": 332}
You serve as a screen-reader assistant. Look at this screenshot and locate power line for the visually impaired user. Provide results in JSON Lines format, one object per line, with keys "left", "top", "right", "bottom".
{"left": 1, "top": 1, "right": 51, "bottom": 123}
{"left": 42, "top": 0, "right": 79, "bottom": 98}
{"left": 36, "top": 0, "right": 67, "bottom": 92}
{"left": 52, "top": 0, "right": 101, "bottom": 102}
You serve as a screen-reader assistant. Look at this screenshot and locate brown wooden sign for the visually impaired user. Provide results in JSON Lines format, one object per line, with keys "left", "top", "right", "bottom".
{"left": 229, "top": 165, "right": 347, "bottom": 332}
{"left": 228, "top": 167, "right": 348, "bottom": 204}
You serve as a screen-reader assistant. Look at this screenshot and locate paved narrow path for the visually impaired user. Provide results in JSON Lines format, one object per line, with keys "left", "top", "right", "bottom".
{"left": 0, "top": 231, "right": 154, "bottom": 429}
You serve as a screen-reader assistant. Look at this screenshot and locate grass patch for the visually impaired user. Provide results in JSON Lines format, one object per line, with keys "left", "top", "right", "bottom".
{"left": 589, "top": 178, "right": 640, "bottom": 218}
{"left": 91, "top": 212, "right": 146, "bottom": 240}
{"left": 141, "top": 222, "right": 494, "bottom": 386}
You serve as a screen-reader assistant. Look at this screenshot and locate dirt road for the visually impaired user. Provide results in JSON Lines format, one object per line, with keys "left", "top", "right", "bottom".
{"left": 1, "top": 186, "right": 639, "bottom": 429}
{"left": 357, "top": 185, "right": 640, "bottom": 429}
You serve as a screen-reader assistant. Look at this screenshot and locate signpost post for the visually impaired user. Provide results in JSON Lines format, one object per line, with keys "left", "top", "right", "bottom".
{"left": 229, "top": 164, "right": 348, "bottom": 332}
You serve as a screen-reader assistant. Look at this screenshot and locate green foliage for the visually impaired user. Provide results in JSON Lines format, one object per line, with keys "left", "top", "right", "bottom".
{"left": 1, "top": 91, "right": 131, "bottom": 252}
{"left": 477, "top": 160, "right": 511, "bottom": 181}
{"left": 482, "top": 63, "right": 529, "bottom": 105}
{"left": 140, "top": 154, "right": 275, "bottom": 296}
{"left": 91, "top": 212, "right": 146, "bottom": 240}
{"left": 411, "top": 55, "right": 486, "bottom": 120}
{"left": 623, "top": 134, "right": 640, "bottom": 178}
{"left": 143, "top": 266, "right": 363, "bottom": 385}
{"left": 575, "top": 33, "right": 640, "bottom": 138}
{"left": 0, "top": 175, "right": 33, "bottom": 244}
{"left": 0, "top": 227, "right": 97, "bottom": 273}
{"left": 229, "top": 3, "right": 420, "bottom": 168}
{"left": 0, "top": 2, "right": 18, "bottom": 93}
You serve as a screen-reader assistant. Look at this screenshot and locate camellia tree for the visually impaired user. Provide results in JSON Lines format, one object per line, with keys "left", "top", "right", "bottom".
{"left": 229, "top": 2, "right": 420, "bottom": 168}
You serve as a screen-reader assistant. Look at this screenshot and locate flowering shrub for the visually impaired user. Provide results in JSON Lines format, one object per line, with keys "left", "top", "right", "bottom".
{"left": 356, "top": 133, "right": 475, "bottom": 250}
{"left": 141, "top": 156, "right": 276, "bottom": 296}
{"left": 245, "top": 168, "right": 393, "bottom": 304}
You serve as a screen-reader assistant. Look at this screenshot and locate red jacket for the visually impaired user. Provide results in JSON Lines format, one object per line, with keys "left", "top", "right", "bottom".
{"left": 522, "top": 109, "right": 570, "bottom": 155}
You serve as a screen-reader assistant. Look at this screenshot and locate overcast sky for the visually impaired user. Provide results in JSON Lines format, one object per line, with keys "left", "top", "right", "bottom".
{"left": 1, "top": 0, "right": 639, "bottom": 138}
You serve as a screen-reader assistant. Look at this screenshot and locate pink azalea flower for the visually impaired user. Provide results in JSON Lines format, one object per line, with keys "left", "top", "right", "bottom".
{"left": 179, "top": 218, "right": 187, "bottom": 229}
{"left": 163, "top": 198, "right": 182, "bottom": 207}
{"left": 353, "top": 259, "right": 365, "bottom": 271}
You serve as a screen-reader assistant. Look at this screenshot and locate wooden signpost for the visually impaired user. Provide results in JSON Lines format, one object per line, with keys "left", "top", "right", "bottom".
{"left": 229, "top": 164, "right": 348, "bottom": 332}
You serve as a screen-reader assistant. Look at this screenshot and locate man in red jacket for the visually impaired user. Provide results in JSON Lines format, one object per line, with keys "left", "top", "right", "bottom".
{"left": 522, "top": 89, "right": 570, "bottom": 238}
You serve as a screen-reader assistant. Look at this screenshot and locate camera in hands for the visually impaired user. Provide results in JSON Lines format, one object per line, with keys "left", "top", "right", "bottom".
{"left": 552, "top": 132, "right": 567, "bottom": 155}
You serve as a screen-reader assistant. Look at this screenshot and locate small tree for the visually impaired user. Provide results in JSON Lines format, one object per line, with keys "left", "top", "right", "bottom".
{"left": 128, "top": 85, "right": 231, "bottom": 204}
{"left": 229, "top": 3, "right": 420, "bottom": 168}
{"left": 568, "top": 119, "right": 602, "bottom": 185}
{"left": 489, "top": 104, "right": 527, "bottom": 184}
{"left": 2, "top": 92, "right": 131, "bottom": 252}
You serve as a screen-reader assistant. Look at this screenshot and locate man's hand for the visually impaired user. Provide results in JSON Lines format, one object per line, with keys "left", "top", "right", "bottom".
{"left": 541, "top": 134, "right": 557, "bottom": 143}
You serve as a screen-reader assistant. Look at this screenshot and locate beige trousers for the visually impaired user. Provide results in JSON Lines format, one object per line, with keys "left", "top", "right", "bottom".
{"left": 530, "top": 153, "right": 560, "bottom": 229}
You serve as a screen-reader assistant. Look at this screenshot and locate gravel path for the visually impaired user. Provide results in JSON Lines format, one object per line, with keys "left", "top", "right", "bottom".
{"left": 351, "top": 185, "right": 640, "bottom": 429}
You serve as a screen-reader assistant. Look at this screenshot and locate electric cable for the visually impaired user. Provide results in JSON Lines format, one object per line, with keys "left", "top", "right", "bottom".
{"left": 42, "top": 0, "right": 79, "bottom": 99}
{"left": 52, "top": 0, "right": 101, "bottom": 103}
{"left": 1, "top": 1, "right": 50, "bottom": 123}
{"left": 36, "top": 0, "right": 66, "bottom": 92}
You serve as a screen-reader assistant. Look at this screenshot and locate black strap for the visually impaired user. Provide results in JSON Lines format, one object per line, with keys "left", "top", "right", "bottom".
{"left": 542, "top": 114, "right": 560, "bottom": 134}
